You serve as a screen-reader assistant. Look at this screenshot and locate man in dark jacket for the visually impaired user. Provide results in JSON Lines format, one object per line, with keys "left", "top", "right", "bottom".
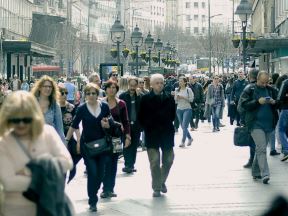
{"left": 238, "top": 71, "right": 278, "bottom": 184}
{"left": 119, "top": 77, "right": 142, "bottom": 173}
{"left": 138, "top": 73, "right": 176, "bottom": 197}
{"left": 230, "top": 70, "right": 249, "bottom": 126}
{"left": 188, "top": 74, "right": 204, "bottom": 129}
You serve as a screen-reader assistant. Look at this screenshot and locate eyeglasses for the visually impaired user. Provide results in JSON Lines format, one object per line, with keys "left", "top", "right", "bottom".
{"left": 112, "top": 74, "right": 118, "bottom": 77}
{"left": 61, "top": 92, "right": 68, "bottom": 96}
{"left": 8, "top": 117, "right": 33, "bottom": 124}
{"left": 42, "top": 85, "right": 53, "bottom": 89}
{"left": 86, "top": 92, "right": 97, "bottom": 96}
{"left": 139, "top": 82, "right": 144, "bottom": 84}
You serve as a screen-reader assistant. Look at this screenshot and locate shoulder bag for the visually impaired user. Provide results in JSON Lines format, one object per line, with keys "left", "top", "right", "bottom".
{"left": 233, "top": 126, "right": 252, "bottom": 147}
{"left": 83, "top": 137, "right": 111, "bottom": 157}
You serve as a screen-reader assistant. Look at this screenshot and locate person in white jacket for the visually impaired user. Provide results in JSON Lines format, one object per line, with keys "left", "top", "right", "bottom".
{"left": 0, "top": 91, "right": 73, "bottom": 216}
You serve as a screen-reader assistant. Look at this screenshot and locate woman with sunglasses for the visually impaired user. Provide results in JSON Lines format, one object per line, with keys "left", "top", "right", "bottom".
{"left": 58, "top": 84, "right": 81, "bottom": 183}
{"left": 31, "top": 75, "right": 65, "bottom": 143}
{"left": 0, "top": 91, "right": 72, "bottom": 216}
{"left": 100, "top": 80, "right": 130, "bottom": 199}
{"left": 65, "top": 83, "right": 111, "bottom": 212}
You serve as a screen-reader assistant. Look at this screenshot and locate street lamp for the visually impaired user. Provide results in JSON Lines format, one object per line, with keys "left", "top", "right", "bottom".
{"left": 154, "top": 37, "right": 163, "bottom": 67}
{"left": 144, "top": 32, "right": 154, "bottom": 74}
{"left": 164, "top": 41, "right": 171, "bottom": 59}
{"left": 208, "top": 0, "right": 223, "bottom": 75}
{"left": 110, "top": 19, "right": 125, "bottom": 75}
{"left": 131, "top": 25, "right": 143, "bottom": 76}
{"left": 235, "top": 0, "right": 253, "bottom": 74}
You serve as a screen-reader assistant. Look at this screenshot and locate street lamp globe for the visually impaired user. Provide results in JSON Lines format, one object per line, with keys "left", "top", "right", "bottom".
{"left": 131, "top": 25, "right": 143, "bottom": 46}
{"left": 154, "top": 37, "right": 163, "bottom": 52}
{"left": 144, "top": 32, "right": 154, "bottom": 49}
{"left": 235, "top": 0, "right": 253, "bottom": 22}
{"left": 110, "top": 19, "right": 125, "bottom": 43}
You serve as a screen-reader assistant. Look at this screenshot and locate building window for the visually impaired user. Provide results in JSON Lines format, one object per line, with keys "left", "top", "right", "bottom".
{"left": 194, "top": 27, "right": 199, "bottom": 34}
{"left": 186, "top": 2, "right": 190, "bottom": 8}
{"left": 202, "top": 2, "right": 205, "bottom": 8}
{"left": 194, "top": 15, "right": 198, "bottom": 20}
{"left": 202, "top": 27, "right": 206, "bottom": 33}
{"left": 194, "top": 2, "right": 199, "bottom": 8}
{"left": 202, "top": 15, "right": 206, "bottom": 22}
{"left": 186, "top": 15, "right": 191, "bottom": 21}
{"left": 186, "top": 27, "right": 191, "bottom": 33}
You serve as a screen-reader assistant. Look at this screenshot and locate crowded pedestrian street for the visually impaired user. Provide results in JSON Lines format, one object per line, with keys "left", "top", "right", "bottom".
{"left": 66, "top": 111, "right": 288, "bottom": 216}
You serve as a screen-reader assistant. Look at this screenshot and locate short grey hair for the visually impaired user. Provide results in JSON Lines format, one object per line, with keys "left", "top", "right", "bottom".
{"left": 88, "top": 73, "right": 100, "bottom": 82}
{"left": 150, "top": 74, "right": 164, "bottom": 84}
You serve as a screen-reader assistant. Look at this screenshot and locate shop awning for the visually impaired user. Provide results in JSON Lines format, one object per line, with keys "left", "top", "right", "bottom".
{"left": 247, "top": 37, "right": 288, "bottom": 55}
{"left": 2, "top": 40, "right": 56, "bottom": 57}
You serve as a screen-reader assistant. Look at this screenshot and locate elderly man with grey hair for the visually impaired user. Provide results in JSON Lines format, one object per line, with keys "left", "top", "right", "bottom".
{"left": 138, "top": 74, "right": 176, "bottom": 197}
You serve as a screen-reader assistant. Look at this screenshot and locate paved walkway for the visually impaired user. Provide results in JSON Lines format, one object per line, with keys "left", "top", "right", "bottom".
{"left": 66, "top": 114, "right": 288, "bottom": 216}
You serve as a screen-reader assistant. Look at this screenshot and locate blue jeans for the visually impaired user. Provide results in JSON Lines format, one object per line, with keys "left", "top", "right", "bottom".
{"left": 176, "top": 109, "right": 192, "bottom": 143}
{"left": 212, "top": 105, "right": 221, "bottom": 129}
{"left": 277, "top": 109, "right": 288, "bottom": 154}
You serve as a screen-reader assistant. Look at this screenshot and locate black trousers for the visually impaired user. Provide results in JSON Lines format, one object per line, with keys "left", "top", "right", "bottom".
{"left": 123, "top": 124, "right": 141, "bottom": 169}
{"left": 102, "top": 153, "right": 119, "bottom": 192}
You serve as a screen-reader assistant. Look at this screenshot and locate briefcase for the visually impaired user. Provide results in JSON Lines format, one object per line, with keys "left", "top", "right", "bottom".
{"left": 233, "top": 126, "right": 252, "bottom": 147}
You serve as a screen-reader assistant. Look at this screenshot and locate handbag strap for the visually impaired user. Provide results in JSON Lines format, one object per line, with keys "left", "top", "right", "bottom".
{"left": 12, "top": 134, "right": 32, "bottom": 160}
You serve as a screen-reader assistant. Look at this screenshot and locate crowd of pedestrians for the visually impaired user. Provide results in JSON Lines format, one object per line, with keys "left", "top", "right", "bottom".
{"left": 1, "top": 68, "right": 288, "bottom": 215}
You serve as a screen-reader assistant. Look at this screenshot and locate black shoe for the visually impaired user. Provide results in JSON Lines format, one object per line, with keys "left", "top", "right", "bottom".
{"left": 122, "top": 167, "right": 133, "bottom": 173}
{"left": 161, "top": 184, "right": 167, "bottom": 193}
{"left": 281, "top": 153, "right": 288, "bottom": 162}
{"left": 152, "top": 190, "right": 161, "bottom": 197}
{"left": 216, "top": 128, "right": 220, "bottom": 131}
{"left": 89, "top": 205, "right": 97, "bottom": 212}
{"left": 262, "top": 176, "right": 270, "bottom": 184}
{"left": 253, "top": 176, "right": 262, "bottom": 180}
{"left": 270, "top": 150, "right": 280, "bottom": 156}
{"left": 109, "top": 191, "right": 117, "bottom": 197}
{"left": 100, "top": 191, "right": 110, "bottom": 199}
{"left": 243, "top": 160, "right": 253, "bottom": 168}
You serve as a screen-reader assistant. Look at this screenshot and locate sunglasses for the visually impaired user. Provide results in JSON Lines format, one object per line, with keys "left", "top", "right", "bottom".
{"left": 8, "top": 117, "right": 33, "bottom": 124}
{"left": 61, "top": 92, "right": 68, "bottom": 96}
{"left": 86, "top": 92, "right": 97, "bottom": 96}
{"left": 139, "top": 81, "right": 144, "bottom": 84}
{"left": 112, "top": 74, "right": 118, "bottom": 77}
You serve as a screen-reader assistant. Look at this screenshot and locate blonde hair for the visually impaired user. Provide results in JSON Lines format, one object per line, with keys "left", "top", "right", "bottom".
{"left": 0, "top": 91, "right": 44, "bottom": 140}
{"left": 31, "top": 75, "right": 60, "bottom": 106}
{"left": 118, "top": 77, "right": 129, "bottom": 92}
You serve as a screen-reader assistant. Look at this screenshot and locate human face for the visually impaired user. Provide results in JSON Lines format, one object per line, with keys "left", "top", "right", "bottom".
{"left": 106, "top": 84, "right": 117, "bottom": 97}
{"left": 189, "top": 76, "right": 196, "bottom": 84}
{"left": 111, "top": 73, "right": 118, "bottom": 81}
{"left": 128, "top": 80, "right": 138, "bottom": 95}
{"left": 60, "top": 89, "right": 68, "bottom": 102}
{"left": 92, "top": 77, "right": 101, "bottom": 86}
{"left": 138, "top": 79, "right": 144, "bottom": 88}
{"left": 40, "top": 81, "right": 53, "bottom": 97}
{"left": 213, "top": 76, "right": 219, "bottom": 85}
{"left": 151, "top": 78, "right": 164, "bottom": 94}
{"left": 9, "top": 114, "right": 33, "bottom": 138}
{"left": 85, "top": 89, "right": 98, "bottom": 103}
{"left": 257, "top": 75, "right": 269, "bottom": 88}
{"left": 238, "top": 72, "right": 245, "bottom": 80}
{"left": 179, "top": 78, "right": 186, "bottom": 88}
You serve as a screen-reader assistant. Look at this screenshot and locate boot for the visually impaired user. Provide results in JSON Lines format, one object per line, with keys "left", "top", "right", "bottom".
{"left": 243, "top": 158, "right": 253, "bottom": 168}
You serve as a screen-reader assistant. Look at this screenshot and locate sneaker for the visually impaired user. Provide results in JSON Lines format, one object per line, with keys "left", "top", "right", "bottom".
{"left": 243, "top": 160, "right": 253, "bottom": 168}
{"left": 89, "top": 205, "right": 97, "bottom": 212}
{"left": 216, "top": 128, "right": 220, "bottom": 131}
{"left": 187, "top": 138, "right": 193, "bottom": 146}
{"left": 262, "top": 176, "right": 270, "bottom": 184}
{"left": 161, "top": 184, "right": 167, "bottom": 193}
{"left": 152, "top": 190, "right": 161, "bottom": 197}
{"left": 270, "top": 150, "right": 280, "bottom": 156}
{"left": 281, "top": 153, "right": 288, "bottom": 162}
{"left": 212, "top": 128, "right": 217, "bottom": 132}
{"left": 179, "top": 142, "right": 185, "bottom": 148}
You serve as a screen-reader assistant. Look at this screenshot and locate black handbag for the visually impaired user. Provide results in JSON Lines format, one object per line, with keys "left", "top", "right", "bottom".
{"left": 233, "top": 126, "right": 252, "bottom": 147}
{"left": 83, "top": 137, "right": 111, "bottom": 157}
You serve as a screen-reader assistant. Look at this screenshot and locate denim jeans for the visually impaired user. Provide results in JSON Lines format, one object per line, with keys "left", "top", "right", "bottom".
{"left": 147, "top": 148, "right": 174, "bottom": 191}
{"left": 277, "top": 109, "right": 288, "bottom": 154}
{"left": 102, "top": 153, "right": 119, "bottom": 193}
{"left": 251, "top": 129, "right": 271, "bottom": 178}
{"left": 269, "top": 130, "right": 276, "bottom": 151}
{"left": 176, "top": 108, "right": 192, "bottom": 143}
{"left": 211, "top": 105, "right": 221, "bottom": 129}
{"left": 83, "top": 152, "right": 107, "bottom": 206}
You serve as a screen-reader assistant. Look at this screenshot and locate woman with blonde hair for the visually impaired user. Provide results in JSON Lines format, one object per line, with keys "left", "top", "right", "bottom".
{"left": 117, "top": 76, "right": 129, "bottom": 97}
{"left": 0, "top": 91, "right": 73, "bottom": 216}
{"left": 31, "top": 75, "right": 65, "bottom": 143}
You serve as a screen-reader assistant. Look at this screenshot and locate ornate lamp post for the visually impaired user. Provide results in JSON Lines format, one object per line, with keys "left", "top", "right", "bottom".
{"left": 154, "top": 37, "right": 163, "bottom": 67}
{"left": 144, "top": 32, "right": 154, "bottom": 74}
{"left": 235, "top": 0, "right": 253, "bottom": 74}
{"left": 131, "top": 25, "right": 143, "bottom": 76}
{"left": 164, "top": 41, "right": 171, "bottom": 60}
{"left": 110, "top": 19, "right": 125, "bottom": 75}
